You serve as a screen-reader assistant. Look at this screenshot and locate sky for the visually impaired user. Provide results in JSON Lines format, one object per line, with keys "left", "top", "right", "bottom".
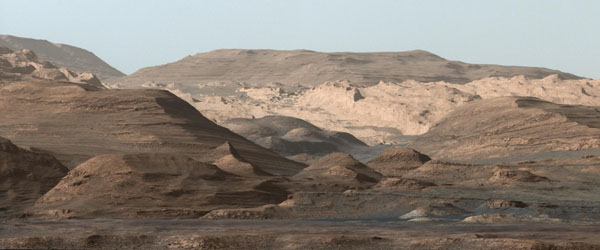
{"left": 1, "top": 0, "right": 598, "bottom": 78}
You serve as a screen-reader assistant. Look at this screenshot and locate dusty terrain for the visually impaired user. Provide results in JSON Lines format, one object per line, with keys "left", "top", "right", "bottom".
{"left": 2, "top": 44, "right": 600, "bottom": 249}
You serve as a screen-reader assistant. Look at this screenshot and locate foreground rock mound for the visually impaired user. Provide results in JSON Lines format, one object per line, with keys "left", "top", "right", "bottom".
{"left": 293, "top": 153, "right": 382, "bottom": 190}
{"left": 0, "top": 137, "right": 68, "bottom": 217}
{"left": 412, "top": 96, "right": 600, "bottom": 161}
{"left": 0, "top": 81, "right": 305, "bottom": 175}
{"left": 367, "top": 146, "right": 431, "bottom": 176}
{"left": 32, "top": 154, "right": 289, "bottom": 219}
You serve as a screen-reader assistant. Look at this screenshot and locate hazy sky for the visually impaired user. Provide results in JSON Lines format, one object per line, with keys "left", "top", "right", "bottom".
{"left": 1, "top": 0, "right": 598, "bottom": 78}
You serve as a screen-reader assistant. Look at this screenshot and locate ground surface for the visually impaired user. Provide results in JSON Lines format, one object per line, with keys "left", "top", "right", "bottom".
{"left": 1, "top": 219, "right": 599, "bottom": 250}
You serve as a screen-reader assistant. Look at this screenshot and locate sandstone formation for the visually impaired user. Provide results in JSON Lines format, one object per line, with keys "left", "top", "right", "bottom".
{"left": 0, "top": 136, "right": 68, "bottom": 217}
{"left": 412, "top": 96, "right": 600, "bottom": 161}
{"left": 0, "top": 35, "right": 124, "bottom": 79}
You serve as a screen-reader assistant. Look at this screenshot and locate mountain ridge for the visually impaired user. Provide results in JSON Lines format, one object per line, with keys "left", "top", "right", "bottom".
{"left": 115, "top": 48, "right": 581, "bottom": 87}
{"left": 0, "top": 35, "right": 124, "bottom": 79}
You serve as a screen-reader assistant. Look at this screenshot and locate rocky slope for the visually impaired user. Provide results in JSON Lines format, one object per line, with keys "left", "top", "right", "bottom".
{"left": 0, "top": 35, "right": 124, "bottom": 79}
{"left": 115, "top": 49, "right": 579, "bottom": 87}
{"left": 0, "top": 47, "right": 102, "bottom": 87}
{"left": 412, "top": 96, "right": 600, "bottom": 161}
{"left": 0, "top": 136, "right": 68, "bottom": 218}
{"left": 0, "top": 80, "right": 305, "bottom": 175}
{"left": 30, "top": 153, "right": 289, "bottom": 219}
